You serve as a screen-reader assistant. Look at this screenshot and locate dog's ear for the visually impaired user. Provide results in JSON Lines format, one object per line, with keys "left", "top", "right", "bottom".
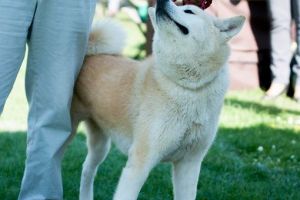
{"left": 148, "top": 7, "right": 157, "bottom": 31}
{"left": 214, "top": 16, "right": 245, "bottom": 41}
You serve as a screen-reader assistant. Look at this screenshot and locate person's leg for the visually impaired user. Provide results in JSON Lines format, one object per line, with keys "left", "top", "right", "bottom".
{"left": 292, "top": 0, "right": 300, "bottom": 100}
{"left": 266, "top": 0, "right": 292, "bottom": 97}
{"left": 18, "top": 0, "right": 96, "bottom": 199}
{"left": 0, "top": 0, "right": 37, "bottom": 114}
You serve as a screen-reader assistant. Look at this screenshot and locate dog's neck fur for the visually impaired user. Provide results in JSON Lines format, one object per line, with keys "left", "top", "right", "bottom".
{"left": 153, "top": 48, "right": 229, "bottom": 91}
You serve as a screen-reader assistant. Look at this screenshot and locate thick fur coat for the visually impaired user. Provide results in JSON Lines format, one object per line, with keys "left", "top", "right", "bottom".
{"left": 71, "top": 0, "right": 245, "bottom": 199}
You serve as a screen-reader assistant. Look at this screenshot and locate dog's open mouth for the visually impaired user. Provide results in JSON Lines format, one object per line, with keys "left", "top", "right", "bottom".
{"left": 156, "top": 8, "right": 189, "bottom": 35}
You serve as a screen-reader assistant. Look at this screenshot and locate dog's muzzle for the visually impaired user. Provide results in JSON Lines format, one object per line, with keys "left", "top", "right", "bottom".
{"left": 156, "top": 0, "right": 189, "bottom": 35}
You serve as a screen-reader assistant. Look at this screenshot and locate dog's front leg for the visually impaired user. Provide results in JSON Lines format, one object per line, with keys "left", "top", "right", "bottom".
{"left": 113, "top": 139, "right": 159, "bottom": 200}
{"left": 172, "top": 149, "right": 208, "bottom": 200}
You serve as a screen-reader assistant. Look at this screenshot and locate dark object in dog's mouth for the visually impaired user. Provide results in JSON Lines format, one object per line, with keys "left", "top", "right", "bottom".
{"left": 185, "top": 0, "right": 212, "bottom": 10}
{"left": 173, "top": 0, "right": 213, "bottom": 9}
{"left": 156, "top": 8, "right": 189, "bottom": 35}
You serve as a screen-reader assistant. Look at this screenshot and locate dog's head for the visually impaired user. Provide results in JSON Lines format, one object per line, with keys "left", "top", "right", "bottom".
{"left": 148, "top": 0, "right": 245, "bottom": 89}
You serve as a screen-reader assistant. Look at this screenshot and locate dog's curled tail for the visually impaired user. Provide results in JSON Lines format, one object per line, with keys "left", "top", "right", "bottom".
{"left": 87, "top": 19, "right": 127, "bottom": 56}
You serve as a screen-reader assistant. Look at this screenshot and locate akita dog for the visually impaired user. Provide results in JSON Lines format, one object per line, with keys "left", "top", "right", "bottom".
{"left": 71, "top": 0, "right": 245, "bottom": 199}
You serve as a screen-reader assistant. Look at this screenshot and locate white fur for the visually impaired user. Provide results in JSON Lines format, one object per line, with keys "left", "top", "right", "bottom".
{"left": 87, "top": 19, "right": 127, "bottom": 56}
{"left": 75, "top": 1, "right": 245, "bottom": 199}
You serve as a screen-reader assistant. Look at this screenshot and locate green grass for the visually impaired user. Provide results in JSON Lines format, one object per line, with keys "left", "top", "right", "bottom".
{"left": 1, "top": 91, "right": 300, "bottom": 199}
{"left": 1, "top": 12, "right": 300, "bottom": 200}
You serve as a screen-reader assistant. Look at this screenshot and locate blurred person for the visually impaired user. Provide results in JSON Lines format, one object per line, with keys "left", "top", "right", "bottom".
{"left": 265, "top": 0, "right": 300, "bottom": 102}
{"left": 0, "top": 0, "right": 95, "bottom": 199}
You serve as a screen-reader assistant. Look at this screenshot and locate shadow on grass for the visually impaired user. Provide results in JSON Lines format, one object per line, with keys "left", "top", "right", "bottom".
{"left": 225, "top": 98, "right": 300, "bottom": 116}
{"left": 0, "top": 124, "right": 299, "bottom": 200}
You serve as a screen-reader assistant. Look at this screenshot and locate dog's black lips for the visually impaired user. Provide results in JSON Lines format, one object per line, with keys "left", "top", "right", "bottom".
{"left": 173, "top": 18, "right": 189, "bottom": 35}
{"left": 156, "top": 2, "right": 189, "bottom": 35}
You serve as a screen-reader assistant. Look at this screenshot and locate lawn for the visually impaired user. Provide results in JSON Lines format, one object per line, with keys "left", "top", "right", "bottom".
{"left": 1, "top": 11, "right": 300, "bottom": 200}
{"left": 1, "top": 90, "right": 300, "bottom": 200}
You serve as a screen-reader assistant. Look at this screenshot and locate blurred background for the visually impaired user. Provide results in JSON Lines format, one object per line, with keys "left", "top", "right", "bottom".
{"left": 0, "top": 0, "right": 300, "bottom": 199}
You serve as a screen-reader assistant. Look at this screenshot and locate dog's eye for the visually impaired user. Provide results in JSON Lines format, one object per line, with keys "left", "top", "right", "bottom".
{"left": 184, "top": 10, "right": 195, "bottom": 14}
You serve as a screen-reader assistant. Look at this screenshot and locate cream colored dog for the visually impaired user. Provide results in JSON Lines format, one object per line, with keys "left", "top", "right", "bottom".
{"left": 71, "top": 0, "right": 245, "bottom": 199}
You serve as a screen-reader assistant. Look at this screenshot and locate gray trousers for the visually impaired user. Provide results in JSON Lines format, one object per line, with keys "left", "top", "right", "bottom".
{"left": 268, "top": 0, "right": 300, "bottom": 86}
{"left": 0, "top": 0, "right": 95, "bottom": 199}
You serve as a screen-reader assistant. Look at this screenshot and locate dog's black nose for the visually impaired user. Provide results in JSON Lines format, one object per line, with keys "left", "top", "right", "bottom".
{"left": 156, "top": 0, "right": 169, "bottom": 16}
{"left": 156, "top": 0, "right": 169, "bottom": 9}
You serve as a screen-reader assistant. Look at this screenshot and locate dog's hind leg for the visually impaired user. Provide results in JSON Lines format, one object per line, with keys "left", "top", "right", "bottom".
{"left": 80, "top": 119, "right": 111, "bottom": 200}
{"left": 58, "top": 107, "right": 82, "bottom": 155}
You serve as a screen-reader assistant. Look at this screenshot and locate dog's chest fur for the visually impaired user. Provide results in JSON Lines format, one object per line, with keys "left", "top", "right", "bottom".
{"left": 162, "top": 91, "right": 223, "bottom": 161}
{"left": 158, "top": 70, "right": 228, "bottom": 161}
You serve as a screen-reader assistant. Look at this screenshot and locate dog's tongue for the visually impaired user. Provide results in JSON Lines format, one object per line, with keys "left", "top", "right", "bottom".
{"left": 174, "top": 0, "right": 212, "bottom": 10}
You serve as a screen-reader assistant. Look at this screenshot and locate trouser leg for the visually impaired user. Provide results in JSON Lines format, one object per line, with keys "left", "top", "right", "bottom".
{"left": 18, "top": 0, "right": 95, "bottom": 199}
{"left": 292, "top": 0, "right": 300, "bottom": 86}
{"left": 0, "top": 0, "right": 36, "bottom": 114}
{"left": 268, "top": 0, "right": 292, "bottom": 85}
